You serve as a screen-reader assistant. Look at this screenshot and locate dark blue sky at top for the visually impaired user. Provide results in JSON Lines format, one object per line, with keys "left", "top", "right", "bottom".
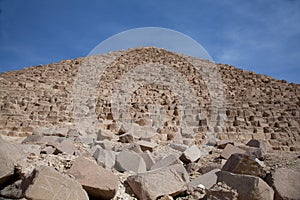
{"left": 0, "top": 0, "right": 299, "bottom": 83}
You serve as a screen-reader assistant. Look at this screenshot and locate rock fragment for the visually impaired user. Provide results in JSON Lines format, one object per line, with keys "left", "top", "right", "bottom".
{"left": 127, "top": 164, "right": 189, "bottom": 199}
{"left": 25, "top": 166, "right": 89, "bottom": 200}
{"left": 222, "top": 153, "right": 266, "bottom": 178}
{"left": 180, "top": 145, "right": 201, "bottom": 163}
{"left": 217, "top": 171, "right": 274, "bottom": 200}
{"left": 68, "top": 157, "right": 118, "bottom": 200}
{"left": 115, "top": 150, "right": 146, "bottom": 173}
{"left": 220, "top": 144, "right": 246, "bottom": 159}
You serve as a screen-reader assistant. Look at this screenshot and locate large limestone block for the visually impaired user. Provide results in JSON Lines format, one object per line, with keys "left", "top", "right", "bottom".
{"left": 68, "top": 157, "right": 118, "bottom": 200}
{"left": 25, "top": 166, "right": 89, "bottom": 200}
{"left": 127, "top": 164, "right": 189, "bottom": 200}
{"left": 217, "top": 171, "right": 274, "bottom": 200}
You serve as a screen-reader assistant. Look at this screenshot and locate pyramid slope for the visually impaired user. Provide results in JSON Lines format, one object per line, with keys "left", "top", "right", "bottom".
{"left": 0, "top": 47, "right": 299, "bottom": 151}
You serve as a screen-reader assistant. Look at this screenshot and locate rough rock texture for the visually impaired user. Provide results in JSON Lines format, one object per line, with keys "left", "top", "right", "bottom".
{"left": 188, "top": 168, "right": 220, "bottom": 189}
{"left": 115, "top": 150, "right": 146, "bottom": 173}
{"left": 267, "top": 168, "right": 300, "bottom": 200}
{"left": 0, "top": 138, "right": 25, "bottom": 187}
{"left": 0, "top": 47, "right": 299, "bottom": 151}
{"left": 127, "top": 164, "right": 189, "bottom": 200}
{"left": 217, "top": 171, "right": 274, "bottom": 200}
{"left": 68, "top": 157, "right": 118, "bottom": 200}
{"left": 222, "top": 153, "right": 266, "bottom": 178}
{"left": 25, "top": 165, "right": 89, "bottom": 200}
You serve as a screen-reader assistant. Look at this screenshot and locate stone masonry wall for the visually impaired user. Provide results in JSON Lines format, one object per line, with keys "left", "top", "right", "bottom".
{"left": 0, "top": 47, "right": 299, "bottom": 151}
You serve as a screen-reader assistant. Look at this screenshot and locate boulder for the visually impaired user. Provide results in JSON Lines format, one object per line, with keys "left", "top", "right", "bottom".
{"left": 188, "top": 169, "right": 220, "bottom": 189}
{"left": 25, "top": 166, "right": 89, "bottom": 200}
{"left": 246, "top": 139, "right": 267, "bottom": 153}
{"left": 217, "top": 171, "right": 274, "bottom": 200}
{"left": 180, "top": 145, "right": 201, "bottom": 163}
{"left": 115, "top": 150, "right": 146, "bottom": 173}
{"left": 151, "top": 154, "right": 181, "bottom": 170}
{"left": 267, "top": 168, "right": 300, "bottom": 200}
{"left": 54, "top": 138, "right": 76, "bottom": 155}
{"left": 0, "top": 138, "right": 25, "bottom": 187}
{"left": 127, "top": 164, "right": 189, "bottom": 199}
{"left": 220, "top": 144, "right": 246, "bottom": 159}
{"left": 222, "top": 153, "right": 266, "bottom": 178}
{"left": 93, "top": 147, "right": 116, "bottom": 169}
{"left": 68, "top": 157, "right": 118, "bottom": 200}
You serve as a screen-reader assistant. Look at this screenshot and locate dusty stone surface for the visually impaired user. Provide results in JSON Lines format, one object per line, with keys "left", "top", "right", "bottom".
{"left": 222, "top": 153, "right": 266, "bottom": 178}
{"left": 267, "top": 168, "right": 300, "bottom": 200}
{"left": 0, "top": 138, "right": 25, "bottom": 187}
{"left": 25, "top": 165, "right": 89, "bottom": 200}
{"left": 220, "top": 144, "right": 247, "bottom": 159}
{"left": 180, "top": 145, "right": 202, "bottom": 163}
{"left": 127, "top": 164, "right": 189, "bottom": 200}
{"left": 217, "top": 171, "right": 274, "bottom": 200}
{"left": 188, "top": 168, "right": 220, "bottom": 189}
{"left": 68, "top": 157, "right": 118, "bottom": 200}
{"left": 115, "top": 150, "right": 146, "bottom": 173}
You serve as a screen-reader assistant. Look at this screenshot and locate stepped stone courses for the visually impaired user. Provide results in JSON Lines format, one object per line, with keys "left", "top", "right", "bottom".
{"left": 0, "top": 47, "right": 300, "bottom": 199}
{"left": 0, "top": 47, "right": 299, "bottom": 150}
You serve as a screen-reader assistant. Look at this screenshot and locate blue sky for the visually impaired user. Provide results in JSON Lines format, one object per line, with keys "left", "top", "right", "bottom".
{"left": 0, "top": 0, "right": 299, "bottom": 83}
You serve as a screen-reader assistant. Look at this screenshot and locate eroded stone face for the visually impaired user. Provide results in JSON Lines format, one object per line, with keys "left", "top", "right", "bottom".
{"left": 25, "top": 166, "right": 89, "bottom": 200}
{"left": 0, "top": 47, "right": 298, "bottom": 151}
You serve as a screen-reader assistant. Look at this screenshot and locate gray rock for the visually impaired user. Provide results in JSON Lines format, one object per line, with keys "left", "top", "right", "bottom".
{"left": 68, "top": 157, "right": 118, "bottom": 200}
{"left": 169, "top": 143, "right": 188, "bottom": 152}
{"left": 217, "top": 171, "right": 274, "bottom": 200}
{"left": 222, "top": 153, "right": 266, "bottom": 178}
{"left": 267, "top": 168, "right": 300, "bottom": 200}
{"left": 115, "top": 150, "right": 146, "bottom": 173}
{"left": 97, "top": 129, "right": 114, "bottom": 141}
{"left": 220, "top": 144, "right": 246, "bottom": 159}
{"left": 151, "top": 154, "right": 181, "bottom": 170}
{"left": 127, "top": 164, "right": 189, "bottom": 200}
{"left": 140, "top": 150, "right": 155, "bottom": 171}
{"left": 54, "top": 138, "right": 76, "bottom": 155}
{"left": 136, "top": 140, "right": 157, "bottom": 152}
{"left": 0, "top": 138, "right": 25, "bottom": 187}
{"left": 25, "top": 166, "right": 89, "bottom": 200}
{"left": 180, "top": 145, "right": 202, "bottom": 163}
{"left": 246, "top": 139, "right": 267, "bottom": 153}
{"left": 93, "top": 147, "right": 116, "bottom": 169}
{"left": 188, "top": 169, "right": 220, "bottom": 189}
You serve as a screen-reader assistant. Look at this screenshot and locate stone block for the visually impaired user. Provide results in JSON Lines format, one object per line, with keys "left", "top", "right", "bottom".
{"left": 127, "top": 164, "right": 189, "bottom": 199}
{"left": 188, "top": 169, "right": 220, "bottom": 189}
{"left": 217, "top": 171, "right": 274, "bottom": 200}
{"left": 115, "top": 150, "right": 146, "bottom": 173}
{"left": 68, "top": 157, "right": 118, "bottom": 200}
{"left": 222, "top": 153, "right": 266, "bottom": 178}
{"left": 25, "top": 166, "right": 89, "bottom": 200}
{"left": 93, "top": 147, "right": 116, "bottom": 169}
{"left": 151, "top": 154, "right": 181, "bottom": 170}
{"left": 220, "top": 144, "right": 247, "bottom": 159}
{"left": 180, "top": 145, "right": 202, "bottom": 163}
